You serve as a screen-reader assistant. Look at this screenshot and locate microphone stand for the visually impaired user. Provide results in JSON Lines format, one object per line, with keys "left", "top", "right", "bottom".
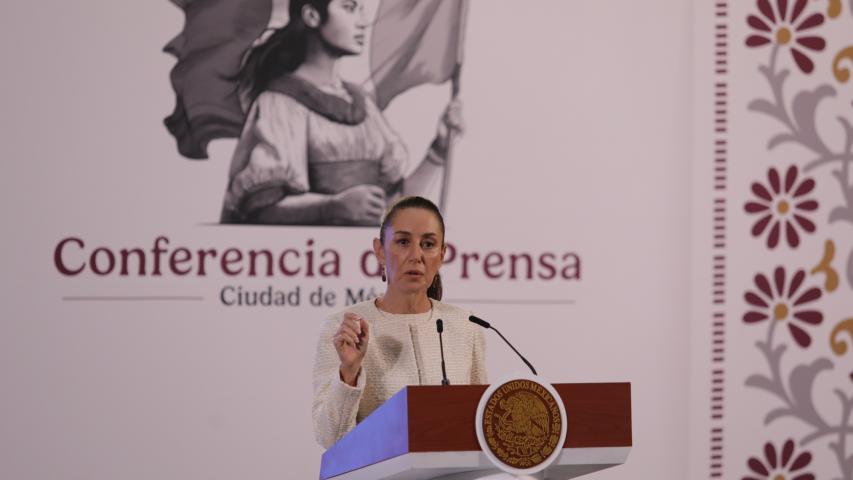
{"left": 436, "top": 319, "right": 450, "bottom": 385}
{"left": 469, "top": 315, "right": 538, "bottom": 376}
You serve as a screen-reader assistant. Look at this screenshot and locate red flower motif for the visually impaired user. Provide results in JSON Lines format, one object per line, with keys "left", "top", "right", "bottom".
{"left": 745, "top": 0, "right": 826, "bottom": 73}
{"left": 743, "top": 439, "right": 814, "bottom": 480}
{"left": 743, "top": 266, "right": 823, "bottom": 347}
{"left": 744, "top": 165, "right": 818, "bottom": 249}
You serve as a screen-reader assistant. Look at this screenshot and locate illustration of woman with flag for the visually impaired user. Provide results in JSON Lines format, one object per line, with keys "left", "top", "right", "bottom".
{"left": 164, "top": 0, "right": 469, "bottom": 226}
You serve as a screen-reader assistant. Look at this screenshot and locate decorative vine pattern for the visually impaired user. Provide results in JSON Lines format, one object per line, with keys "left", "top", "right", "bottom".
{"left": 740, "top": 0, "right": 853, "bottom": 479}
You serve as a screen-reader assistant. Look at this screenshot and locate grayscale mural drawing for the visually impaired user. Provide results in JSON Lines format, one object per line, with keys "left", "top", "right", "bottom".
{"left": 164, "top": 0, "right": 468, "bottom": 226}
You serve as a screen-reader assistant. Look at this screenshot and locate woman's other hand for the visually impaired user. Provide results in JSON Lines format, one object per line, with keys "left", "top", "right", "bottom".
{"left": 428, "top": 98, "right": 464, "bottom": 164}
{"left": 334, "top": 312, "right": 370, "bottom": 386}
{"left": 438, "top": 97, "right": 465, "bottom": 143}
{"left": 329, "top": 185, "right": 386, "bottom": 225}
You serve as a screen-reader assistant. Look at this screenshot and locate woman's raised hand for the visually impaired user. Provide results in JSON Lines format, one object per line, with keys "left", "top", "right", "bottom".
{"left": 329, "top": 184, "right": 386, "bottom": 225}
{"left": 334, "top": 312, "right": 370, "bottom": 386}
{"left": 439, "top": 97, "right": 465, "bottom": 140}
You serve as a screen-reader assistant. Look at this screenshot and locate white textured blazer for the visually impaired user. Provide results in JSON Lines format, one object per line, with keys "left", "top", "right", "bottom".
{"left": 312, "top": 299, "right": 488, "bottom": 448}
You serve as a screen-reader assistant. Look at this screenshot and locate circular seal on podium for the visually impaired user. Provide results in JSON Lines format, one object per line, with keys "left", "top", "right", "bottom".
{"left": 475, "top": 376, "right": 568, "bottom": 476}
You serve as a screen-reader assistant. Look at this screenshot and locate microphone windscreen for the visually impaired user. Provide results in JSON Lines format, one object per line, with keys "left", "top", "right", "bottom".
{"left": 436, "top": 318, "right": 443, "bottom": 333}
{"left": 468, "top": 315, "right": 490, "bottom": 329}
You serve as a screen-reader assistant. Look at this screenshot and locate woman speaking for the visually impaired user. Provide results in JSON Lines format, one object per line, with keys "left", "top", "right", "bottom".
{"left": 312, "top": 196, "right": 487, "bottom": 448}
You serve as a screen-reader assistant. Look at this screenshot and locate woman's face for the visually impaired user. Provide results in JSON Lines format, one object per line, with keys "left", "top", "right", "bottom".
{"left": 318, "top": 0, "right": 367, "bottom": 56}
{"left": 375, "top": 208, "right": 446, "bottom": 296}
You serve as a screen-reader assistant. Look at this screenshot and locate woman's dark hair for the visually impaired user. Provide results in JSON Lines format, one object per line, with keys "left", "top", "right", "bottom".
{"left": 238, "top": 0, "right": 332, "bottom": 101}
{"left": 379, "top": 196, "right": 446, "bottom": 301}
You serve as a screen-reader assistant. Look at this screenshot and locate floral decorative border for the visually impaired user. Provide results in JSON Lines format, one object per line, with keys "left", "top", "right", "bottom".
{"left": 738, "top": 1, "right": 853, "bottom": 479}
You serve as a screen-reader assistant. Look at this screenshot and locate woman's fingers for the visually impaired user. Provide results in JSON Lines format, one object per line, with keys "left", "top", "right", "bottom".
{"left": 367, "top": 194, "right": 385, "bottom": 208}
{"left": 336, "top": 314, "right": 369, "bottom": 351}
{"left": 364, "top": 187, "right": 386, "bottom": 212}
{"left": 358, "top": 318, "right": 370, "bottom": 341}
{"left": 336, "top": 319, "right": 360, "bottom": 341}
{"left": 443, "top": 98, "right": 465, "bottom": 134}
{"left": 338, "top": 325, "right": 362, "bottom": 345}
{"left": 332, "top": 186, "right": 387, "bottom": 225}
{"left": 337, "top": 325, "right": 360, "bottom": 342}
{"left": 342, "top": 313, "right": 365, "bottom": 334}
{"left": 336, "top": 334, "right": 359, "bottom": 350}
{"left": 364, "top": 185, "right": 385, "bottom": 199}
{"left": 334, "top": 315, "right": 370, "bottom": 382}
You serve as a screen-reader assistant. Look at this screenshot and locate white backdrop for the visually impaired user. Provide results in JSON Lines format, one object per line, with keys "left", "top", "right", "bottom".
{"left": 0, "top": 1, "right": 692, "bottom": 479}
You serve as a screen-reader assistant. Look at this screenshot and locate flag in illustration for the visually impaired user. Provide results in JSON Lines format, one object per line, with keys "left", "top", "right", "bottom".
{"left": 163, "top": 0, "right": 271, "bottom": 159}
{"left": 163, "top": 0, "right": 469, "bottom": 159}
{"left": 370, "top": 0, "right": 469, "bottom": 109}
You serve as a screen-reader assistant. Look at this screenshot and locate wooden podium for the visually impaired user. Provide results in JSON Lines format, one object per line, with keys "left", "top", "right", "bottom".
{"left": 319, "top": 383, "right": 631, "bottom": 480}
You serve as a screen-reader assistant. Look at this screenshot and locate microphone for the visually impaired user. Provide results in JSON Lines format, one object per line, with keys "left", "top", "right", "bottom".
{"left": 436, "top": 319, "right": 450, "bottom": 385}
{"left": 468, "top": 315, "right": 538, "bottom": 376}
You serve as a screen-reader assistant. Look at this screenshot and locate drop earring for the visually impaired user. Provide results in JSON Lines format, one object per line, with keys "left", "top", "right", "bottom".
{"left": 381, "top": 265, "right": 387, "bottom": 282}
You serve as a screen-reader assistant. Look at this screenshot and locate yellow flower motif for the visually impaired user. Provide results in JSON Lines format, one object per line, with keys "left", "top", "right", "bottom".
{"left": 775, "top": 27, "right": 791, "bottom": 45}
{"left": 773, "top": 303, "right": 789, "bottom": 320}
